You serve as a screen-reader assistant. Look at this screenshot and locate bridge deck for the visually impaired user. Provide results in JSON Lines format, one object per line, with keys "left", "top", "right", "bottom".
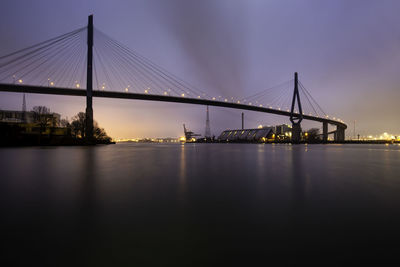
{"left": 0, "top": 84, "right": 347, "bottom": 129}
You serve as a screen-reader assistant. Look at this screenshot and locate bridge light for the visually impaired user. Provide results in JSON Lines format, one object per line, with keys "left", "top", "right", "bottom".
{"left": 269, "top": 106, "right": 272, "bottom": 109}
{"left": 18, "top": 79, "right": 23, "bottom": 84}
{"left": 197, "top": 95, "right": 201, "bottom": 98}
{"left": 212, "top": 97, "right": 216, "bottom": 100}
{"left": 181, "top": 93, "right": 185, "bottom": 97}
{"left": 164, "top": 91, "right": 168, "bottom": 95}
{"left": 76, "top": 83, "right": 80, "bottom": 88}
{"left": 249, "top": 102, "right": 252, "bottom": 105}
{"left": 260, "top": 104, "right": 263, "bottom": 107}
{"left": 224, "top": 98, "right": 227, "bottom": 102}
{"left": 237, "top": 101, "right": 240, "bottom": 104}
{"left": 125, "top": 87, "right": 129, "bottom": 92}
{"left": 145, "top": 89, "right": 148, "bottom": 93}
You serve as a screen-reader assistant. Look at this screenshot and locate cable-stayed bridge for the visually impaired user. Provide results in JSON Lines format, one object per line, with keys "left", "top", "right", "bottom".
{"left": 0, "top": 15, "right": 347, "bottom": 142}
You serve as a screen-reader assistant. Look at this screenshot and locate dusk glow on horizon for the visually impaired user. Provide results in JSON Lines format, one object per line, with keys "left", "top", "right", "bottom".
{"left": 1, "top": 0, "right": 399, "bottom": 139}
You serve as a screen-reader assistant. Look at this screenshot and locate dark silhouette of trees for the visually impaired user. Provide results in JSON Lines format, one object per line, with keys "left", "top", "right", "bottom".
{"left": 32, "top": 106, "right": 51, "bottom": 134}
{"left": 68, "top": 112, "right": 111, "bottom": 143}
{"left": 60, "top": 118, "right": 70, "bottom": 128}
{"left": 70, "top": 112, "right": 86, "bottom": 138}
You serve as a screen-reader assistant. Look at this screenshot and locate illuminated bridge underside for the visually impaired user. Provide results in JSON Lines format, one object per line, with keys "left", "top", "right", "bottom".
{"left": 0, "top": 84, "right": 347, "bottom": 129}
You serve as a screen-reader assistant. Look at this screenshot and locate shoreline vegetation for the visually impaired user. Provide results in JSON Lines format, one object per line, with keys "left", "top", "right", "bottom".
{"left": 0, "top": 107, "right": 113, "bottom": 147}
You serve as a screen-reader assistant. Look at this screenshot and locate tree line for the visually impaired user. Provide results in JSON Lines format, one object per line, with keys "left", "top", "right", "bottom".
{"left": 32, "top": 106, "right": 111, "bottom": 142}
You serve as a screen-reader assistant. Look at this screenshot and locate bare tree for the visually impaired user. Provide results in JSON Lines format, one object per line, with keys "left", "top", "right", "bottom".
{"left": 32, "top": 106, "right": 51, "bottom": 134}
{"left": 70, "top": 112, "right": 111, "bottom": 142}
{"left": 71, "top": 112, "right": 86, "bottom": 139}
{"left": 60, "top": 118, "right": 70, "bottom": 128}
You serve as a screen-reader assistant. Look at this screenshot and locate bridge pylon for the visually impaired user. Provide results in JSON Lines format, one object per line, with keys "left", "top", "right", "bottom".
{"left": 290, "top": 72, "right": 303, "bottom": 143}
{"left": 85, "top": 15, "right": 94, "bottom": 143}
{"left": 323, "top": 121, "right": 328, "bottom": 143}
{"left": 334, "top": 125, "right": 345, "bottom": 142}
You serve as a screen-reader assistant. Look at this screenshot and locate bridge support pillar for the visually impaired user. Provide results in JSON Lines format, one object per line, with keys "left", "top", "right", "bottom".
{"left": 291, "top": 123, "right": 302, "bottom": 143}
{"left": 334, "top": 126, "right": 345, "bottom": 142}
{"left": 323, "top": 121, "right": 328, "bottom": 143}
{"left": 85, "top": 15, "right": 94, "bottom": 143}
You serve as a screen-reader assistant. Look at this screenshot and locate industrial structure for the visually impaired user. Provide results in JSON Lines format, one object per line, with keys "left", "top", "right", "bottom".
{"left": 183, "top": 124, "right": 200, "bottom": 142}
{"left": 204, "top": 105, "right": 211, "bottom": 140}
{"left": 218, "top": 124, "right": 292, "bottom": 142}
{"left": 219, "top": 127, "right": 275, "bottom": 142}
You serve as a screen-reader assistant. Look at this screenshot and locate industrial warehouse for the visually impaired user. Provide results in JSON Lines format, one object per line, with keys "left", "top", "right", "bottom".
{"left": 218, "top": 124, "right": 292, "bottom": 142}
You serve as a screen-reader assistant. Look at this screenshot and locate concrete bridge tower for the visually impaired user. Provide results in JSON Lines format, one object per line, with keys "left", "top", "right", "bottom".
{"left": 290, "top": 72, "right": 303, "bottom": 143}
{"left": 85, "top": 15, "right": 94, "bottom": 142}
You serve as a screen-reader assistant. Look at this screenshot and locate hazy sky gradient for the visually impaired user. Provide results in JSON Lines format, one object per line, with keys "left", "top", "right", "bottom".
{"left": 1, "top": 0, "right": 399, "bottom": 138}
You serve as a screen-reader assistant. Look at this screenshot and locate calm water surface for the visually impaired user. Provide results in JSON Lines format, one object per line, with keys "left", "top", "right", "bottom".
{"left": 1, "top": 143, "right": 400, "bottom": 265}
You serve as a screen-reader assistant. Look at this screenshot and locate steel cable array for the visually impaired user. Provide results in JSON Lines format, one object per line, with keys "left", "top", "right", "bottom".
{"left": 0, "top": 24, "right": 337, "bottom": 121}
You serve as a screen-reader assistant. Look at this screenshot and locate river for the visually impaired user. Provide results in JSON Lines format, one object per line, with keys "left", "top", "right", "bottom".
{"left": 1, "top": 143, "right": 400, "bottom": 265}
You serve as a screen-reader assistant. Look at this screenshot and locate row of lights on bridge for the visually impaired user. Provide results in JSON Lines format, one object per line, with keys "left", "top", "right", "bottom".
{"left": 10, "top": 75, "right": 344, "bottom": 123}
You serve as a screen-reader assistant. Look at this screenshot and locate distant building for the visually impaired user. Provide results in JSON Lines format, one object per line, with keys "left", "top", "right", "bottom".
{"left": 274, "top": 124, "right": 292, "bottom": 140}
{"left": 218, "top": 124, "right": 293, "bottom": 142}
{"left": 0, "top": 110, "right": 34, "bottom": 123}
{"left": 218, "top": 127, "right": 275, "bottom": 142}
{"left": 0, "top": 110, "right": 60, "bottom": 126}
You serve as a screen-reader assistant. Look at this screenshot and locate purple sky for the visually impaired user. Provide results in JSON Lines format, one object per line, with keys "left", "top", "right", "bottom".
{"left": 1, "top": 0, "right": 399, "bottom": 139}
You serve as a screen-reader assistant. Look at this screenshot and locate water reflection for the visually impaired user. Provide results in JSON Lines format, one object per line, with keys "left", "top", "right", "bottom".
{"left": 78, "top": 148, "right": 97, "bottom": 231}
{"left": 178, "top": 144, "right": 187, "bottom": 198}
{"left": 1, "top": 144, "right": 400, "bottom": 264}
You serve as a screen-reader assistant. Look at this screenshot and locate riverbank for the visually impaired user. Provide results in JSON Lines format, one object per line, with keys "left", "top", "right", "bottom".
{"left": 0, "top": 121, "right": 114, "bottom": 146}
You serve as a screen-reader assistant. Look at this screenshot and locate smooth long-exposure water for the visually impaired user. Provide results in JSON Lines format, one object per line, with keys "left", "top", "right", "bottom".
{"left": 1, "top": 143, "right": 400, "bottom": 265}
